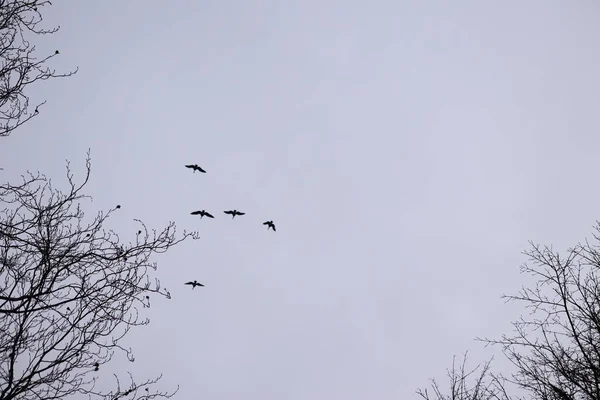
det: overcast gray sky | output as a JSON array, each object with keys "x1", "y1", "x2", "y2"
[{"x1": 2, "y1": 1, "x2": 600, "y2": 398}]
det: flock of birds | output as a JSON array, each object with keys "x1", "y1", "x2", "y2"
[{"x1": 183, "y1": 164, "x2": 276, "y2": 290}]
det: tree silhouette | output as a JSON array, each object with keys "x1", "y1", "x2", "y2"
[
  {"x1": 0, "y1": 0, "x2": 77, "y2": 138},
  {"x1": 419, "y1": 222, "x2": 600, "y2": 400},
  {"x1": 417, "y1": 352, "x2": 513, "y2": 400},
  {"x1": 0, "y1": 152, "x2": 199, "y2": 400}
]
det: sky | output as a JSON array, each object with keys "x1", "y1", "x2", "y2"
[{"x1": 1, "y1": 1, "x2": 600, "y2": 398}]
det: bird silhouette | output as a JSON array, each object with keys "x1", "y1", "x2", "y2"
[
  {"x1": 224, "y1": 210, "x2": 245, "y2": 219},
  {"x1": 190, "y1": 210, "x2": 214, "y2": 218},
  {"x1": 185, "y1": 164, "x2": 206, "y2": 173},
  {"x1": 263, "y1": 221, "x2": 276, "y2": 231},
  {"x1": 185, "y1": 280, "x2": 204, "y2": 289}
]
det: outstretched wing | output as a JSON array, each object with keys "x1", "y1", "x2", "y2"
[
  {"x1": 237, "y1": 212, "x2": 245, "y2": 216},
  {"x1": 185, "y1": 282, "x2": 194, "y2": 285},
  {"x1": 224, "y1": 210, "x2": 233, "y2": 215},
  {"x1": 263, "y1": 221, "x2": 269, "y2": 225},
  {"x1": 198, "y1": 167, "x2": 207, "y2": 173},
  {"x1": 191, "y1": 211, "x2": 201, "y2": 215},
  {"x1": 185, "y1": 164, "x2": 195, "y2": 169},
  {"x1": 205, "y1": 212, "x2": 215, "y2": 218},
  {"x1": 272, "y1": 224, "x2": 276, "y2": 231}
]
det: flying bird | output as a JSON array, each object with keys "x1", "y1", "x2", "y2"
[
  {"x1": 185, "y1": 164, "x2": 206, "y2": 173},
  {"x1": 263, "y1": 220, "x2": 276, "y2": 231},
  {"x1": 185, "y1": 280, "x2": 204, "y2": 289},
  {"x1": 190, "y1": 210, "x2": 214, "y2": 218},
  {"x1": 224, "y1": 210, "x2": 245, "y2": 218}
]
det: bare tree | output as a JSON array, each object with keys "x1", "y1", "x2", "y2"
[
  {"x1": 423, "y1": 222, "x2": 600, "y2": 400},
  {"x1": 0, "y1": 152, "x2": 199, "y2": 400},
  {"x1": 476, "y1": 227, "x2": 600, "y2": 400},
  {"x1": 0, "y1": 0, "x2": 77, "y2": 138},
  {"x1": 417, "y1": 352, "x2": 514, "y2": 400}
]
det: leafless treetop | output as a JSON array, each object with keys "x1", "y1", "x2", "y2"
[
  {"x1": 417, "y1": 352, "x2": 516, "y2": 400},
  {"x1": 0, "y1": 152, "x2": 200, "y2": 400},
  {"x1": 0, "y1": 0, "x2": 77, "y2": 138}
]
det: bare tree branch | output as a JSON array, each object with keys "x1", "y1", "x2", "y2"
[
  {"x1": 475, "y1": 222, "x2": 600, "y2": 400},
  {"x1": 419, "y1": 222, "x2": 600, "y2": 400},
  {"x1": 0, "y1": 151, "x2": 200, "y2": 400},
  {"x1": 417, "y1": 352, "x2": 516, "y2": 400},
  {"x1": 0, "y1": 0, "x2": 77, "y2": 138}
]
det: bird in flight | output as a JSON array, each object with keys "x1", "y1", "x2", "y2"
[
  {"x1": 185, "y1": 164, "x2": 206, "y2": 173},
  {"x1": 224, "y1": 210, "x2": 245, "y2": 219},
  {"x1": 263, "y1": 220, "x2": 276, "y2": 231},
  {"x1": 185, "y1": 280, "x2": 204, "y2": 289},
  {"x1": 191, "y1": 210, "x2": 214, "y2": 218}
]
